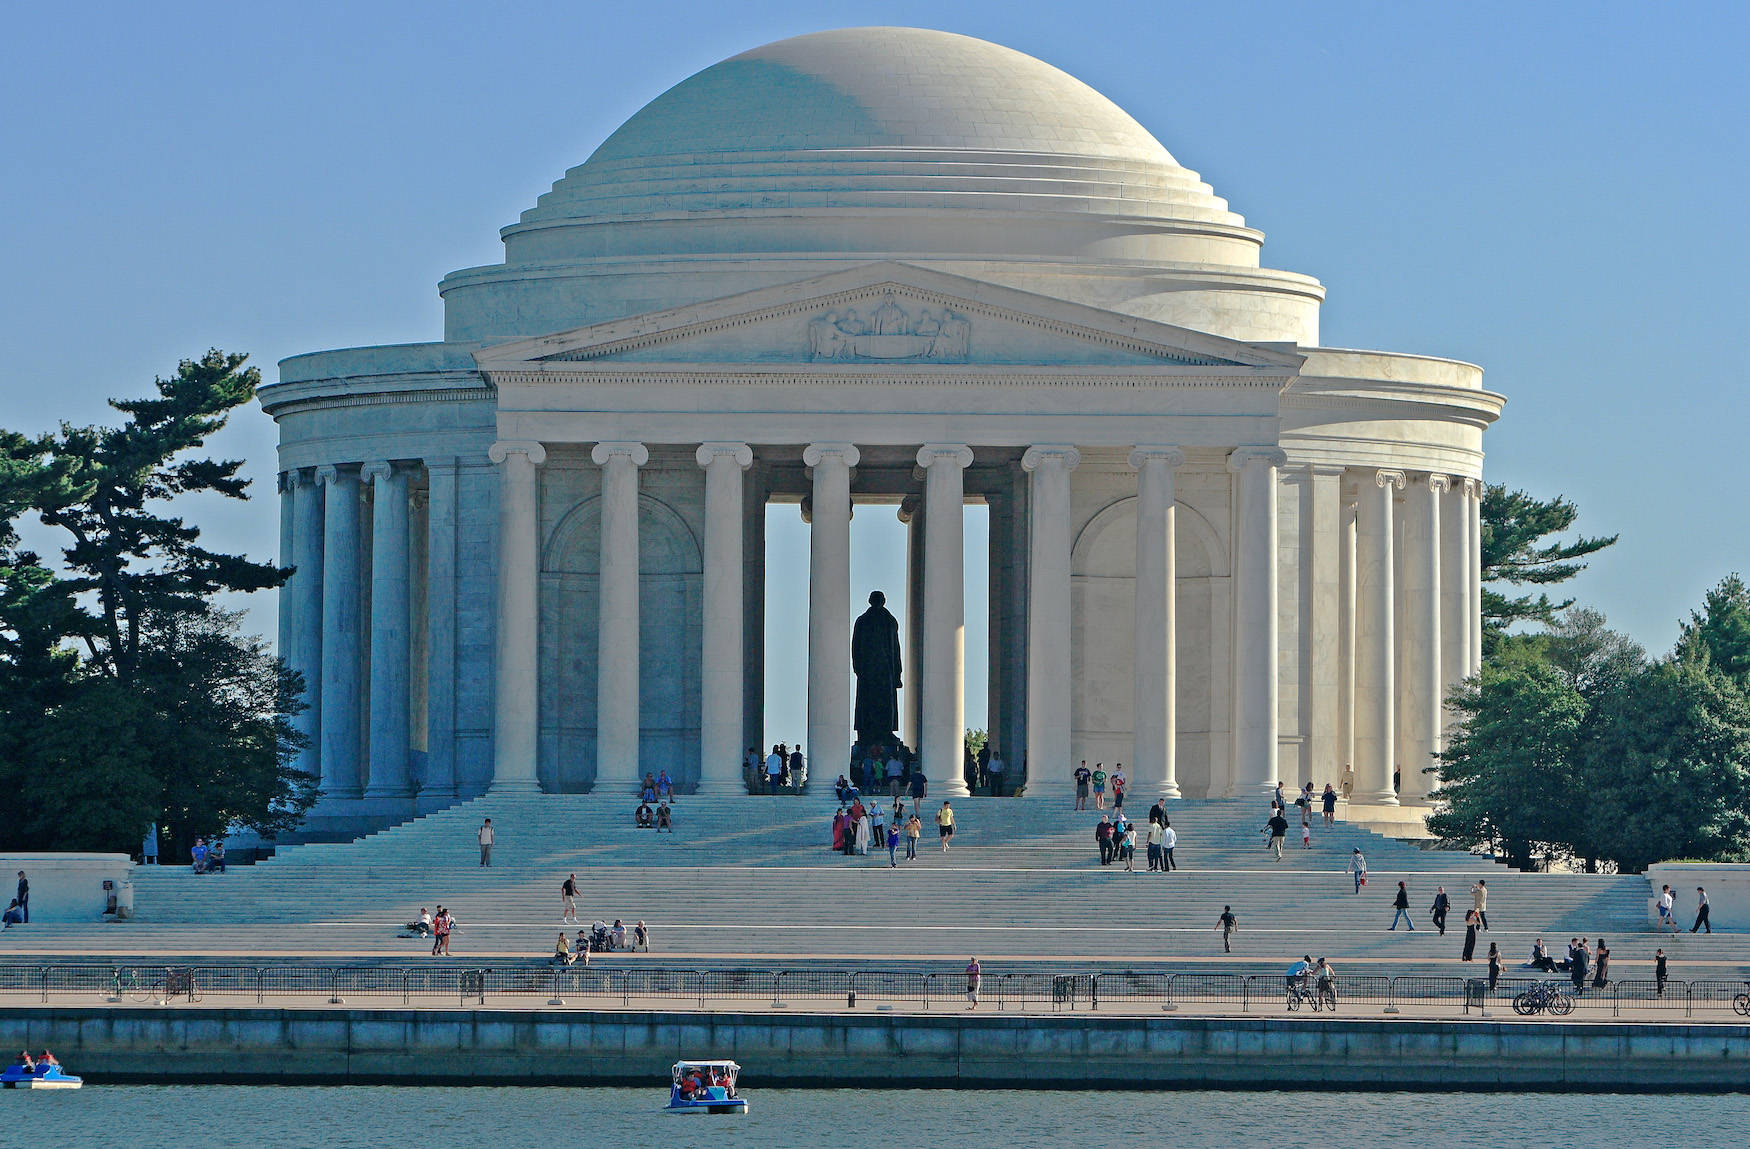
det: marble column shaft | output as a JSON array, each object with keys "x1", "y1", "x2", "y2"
[
  {"x1": 288, "y1": 470, "x2": 324, "y2": 781},
  {"x1": 899, "y1": 496, "x2": 925, "y2": 750},
  {"x1": 363, "y1": 462, "x2": 412, "y2": 798},
  {"x1": 805, "y1": 444, "x2": 858, "y2": 776},
  {"x1": 1022, "y1": 445, "x2": 1079, "y2": 797},
  {"x1": 697, "y1": 442, "x2": 753, "y2": 794},
  {"x1": 920, "y1": 444, "x2": 973, "y2": 797},
  {"x1": 1356, "y1": 468, "x2": 1405, "y2": 805},
  {"x1": 423, "y1": 459, "x2": 459, "y2": 798},
  {"x1": 1130, "y1": 446, "x2": 1184, "y2": 799},
  {"x1": 1400, "y1": 474, "x2": 1445, "y2": 803},
  {"x1": 593, "y1": 442, "x2": 648, "y2": 791},
  {"x1": 1337, "y1": 495, "x2": 1357, "y2": 776},
  {"x1": 278, "y1": 473, "x2": 296, "y2": 664},
  {"x1": 1441, "y1": 478, "x2": 1474, "y2": 707},
  {"x1": 489, "y1": 440, "x2": 545, "y2": 794},
  {"x1": 1230, "y1": 448, "x2": 1284, "y2": 795},
  {"x1": 316, "y1": 464, "x2": 363, "y2": 799},
  {"x1": 1467, "y1": 480, "x2": 1484, "y2": 675}
]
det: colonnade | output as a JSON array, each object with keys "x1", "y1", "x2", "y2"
[{"x1": 279, "y1": 445, "x2": 1482, "y2": 808}]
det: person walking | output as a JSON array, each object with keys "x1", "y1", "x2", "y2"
[
  {"x1": 904, "y1": 812, "x2": 921, "y2": 861},
  {"x1": 1146, "y1": 818, "x2": 1163, "y2": 872},
  {"x1": 1693, "y1": 886, "x2": 1712, "y2": 933},
  {"x1": 477, "y1": 819, "x2": 494, "y2": 867},
  {"x1": 1111, "y1": 767, "x2": 1127, "y2": 812},
  {"x1": 1655, "y1": 948, "x2": 1669, "y2": 997},
  {"x1": 1120, "y1": 823, "x2": 1137, "y2": 872},
  {"x1": 886, "y1": 824, "x2": 900, "y2": 867},
  {"x1": 1430, "y1": 886, "x2": 1450, "y2": 936},
  {"x1": 1095, "y1": 815, "x2": 1114, "y2": 865},
  {"x1": 1487, "y1": 943, "x2": 1502, "y2": 992},
  {"x1": 1266, "y1": 811, "x2": 1289, "y2": 860},
  {"x1": 1161, "y1": 819, "x2": 1178, "y2": 872},
  {"x1": 1348, "y1": 849, "x2": 1367, "y2": 894},
  {"x1": 1658, "y1": 884, "x2": 1679, "y2": 933},
  {"x1": 1470, "y1": 879, "x2": 1489, "y2": 930},
  {"x1": 1321, "y1": 783, "x2": 1337, "y2": 827},
  {"x1": 1592, "y1": 938, "x2": 1611, "y2": 988},
  {"x1": 1389, "y1": 881, "x2": 1415, "y2": 931},
  {"x1": 561, "y1": 873, "x2": 579, "y2": 924},
  {"x1": 965, "y1": 958, "x2": 982, "y2": 1009},
  {"x1": 1091, "y1": 765, "x2": 1107, "y2": 809},
  {"x1": 909, "y1": 764, "x2": 927, "y2": 806},
  {"x1": 935, "y1": 801, "x2": 955, "y2": 852},
  {"x1": 1216, "y1": 906, "x2": 1237, "y2": 953},
  {"x1": 1460, "y1": 909, "x2": 1479, "y2": 961},
  {"x1": 1073, "y1": 761, "x2": 1092, "y2": 809}
]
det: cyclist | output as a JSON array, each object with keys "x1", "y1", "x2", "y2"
[
  {"x1": 1312, "y1": 957, "x2": 1338, "y2": 1007},
  {"x1": 1286, "y1": 955, "x2": 1313, "y2": 1006}
]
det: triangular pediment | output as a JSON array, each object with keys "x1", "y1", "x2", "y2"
[{"x1": 474, "y1": 263, "x2": 1302, "y2": 372}]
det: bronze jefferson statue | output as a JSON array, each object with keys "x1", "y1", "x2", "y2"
[{"x1": 852, "y1": 591, "x2": 903, "y2": 747}]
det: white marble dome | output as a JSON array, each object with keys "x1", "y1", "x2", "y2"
[{"x1": 440, "y1": 27, "x2": 1326, "y2": 345}]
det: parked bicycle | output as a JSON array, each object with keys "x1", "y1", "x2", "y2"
[
  {"x1": 1512, "y1": 981, "x2": 1574, "y2": 1016},
  {"x1": 109, "y1": 967, "x2": 151, "y2": 1003},
  {"x1": 1733, "y1": 984, "x2": 1750, "y2": 1017},
  {"x1": 152, "y1": 968, "x2": 201, "y2": 1003}
]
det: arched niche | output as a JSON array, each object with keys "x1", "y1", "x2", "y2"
[
  {"x1": 539, "y1": 492, "x2": 703, "y2": 792},
  {"x1": 1069, "y1": 495, "x2": 1231, "y2": 797}
]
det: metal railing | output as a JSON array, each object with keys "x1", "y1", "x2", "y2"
[{"x1": 1, "y1": 964, "x2": 1746, "y2": 1019}]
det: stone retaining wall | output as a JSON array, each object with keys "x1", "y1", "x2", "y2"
[{"x1": 3, "y1": 1008, "x2": 1748, "y2": 1091}]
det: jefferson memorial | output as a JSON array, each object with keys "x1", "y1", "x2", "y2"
[{"x1": 265, "y1": 28, "x2": 1500, "y2": 831}]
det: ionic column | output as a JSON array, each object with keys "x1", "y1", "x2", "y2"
[
  {"x1": 1442, "y1": 477, "x2": 1474, "y2": 716},
  {"x1": 1467, "y1": 479, "x2": 1483, "y2": 674},
  {"x1": 1356, "y1": 468, "x2": 1406, "y2": 805},
  {"x1": 1229, "y1": 448, "x2": 1286, "y2": 797},
  {"x1": 423, "y1": 459, "x2": 459, "y2": 799},
  {"x1": 288, "y1": 469, "x2": 324, "y2": 782},
  {"x1": 316, "y1": 464, "x2": 363, "y2": 799},
  {"x1": 489, "y1": 440, "x2": 546, "y2": 793},
  {"x1": 1022, "y1": 445, "x2": 1079, "y2": 797},
  {"x1": 898, "y1": 495, "x2": 925, "y2": 750},
  {"x1": 362, "y1": 462, "x2": 412, "y2": 799},
  {"x1": 592, "y1": 442, "x2": 648, "y2": 792},
  {"x1": 1337, "y1": 492, "x2": 1356, "y2": 777},
  {"x1": 919, "y1": 444, "x2": 974, "y2": 797},
  {"x1": 1400, "y1": 474, "x2": 1445, "y2": 804},
  {"x1": 697, "y1": 442, "x2": 753, "y2": 795},
  {"x1": 1129, "y1": 446, "x2": 1185, "y2": 799},
  {"x1": 278, "y1": 472, "x2": 296, "y2": 663},
  {"x1": 804, "y1": 443, "x2": 858, "y2": 776}
]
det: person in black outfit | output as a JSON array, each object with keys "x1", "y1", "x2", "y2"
[
  {"x1": 1461, "y1": 909, "x2": 1479, "y2": 961},
  {"x1": 1430, "y1": 886, "x2": 1450, "y2": 935},
  {"x1": 14, "y1": 873, "x2": 25, "y2": 925},
  {"x1": 1095, "y1": 817, "x2": 1114, "y2": 865},
  {"x1": 1487, "y1": 943, "x2": 1501, "y2": 991},
  {"x1": 1570, "y1": 941, "x2": 1590, "y2": 991},
  {"x1": 1655, "y1": 948, "x2": 1669, "y2": 996}
]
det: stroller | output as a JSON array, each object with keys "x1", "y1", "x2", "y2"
[{"x1": 588, "y1": 922, "x2": 615, "y2": 952}]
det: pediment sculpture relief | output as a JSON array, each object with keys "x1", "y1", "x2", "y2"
[{"x1": 807, "y1": 296, "x2": 971, "y2": 362}]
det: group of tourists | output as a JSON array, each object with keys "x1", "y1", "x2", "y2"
[
  {"x1": 846, "y1": 741, "x2": 929, "y2": 801},
  {"x1": 1072, "y1": 761, "x2": 1126, "y2": 810},
  {"x1": 633, "y1": 799, "x2": 674, "y2": 831},
  {"x1": 552, "y1": 918, "x2": 648, "y2": 964},
  {"x1": 1092, "y1": 800, "x2": 1179, "y2": 873},
  {"x1": 189, "y1": 837, "x2": 227, "y2": 874},
  {"x1": 748, "y1": 744, "x2": 807, "y2": 792},
  {"x1": 1656, "y1": 883, "x2": 1712, "y2": 933},
  {"x1": 403, "y1": 905, "x2": 456, "y2": 954},
  {"x1": 640, "y1": 771, "x2": 676, "y2": 804},
  {"x1": 830, "y1": 797, "x2": 956, "y2": 864}
]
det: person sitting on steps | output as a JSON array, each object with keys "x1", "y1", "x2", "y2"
[
  {"x1": 655, "y1": 802, "x2": 673, "y2": 833},
  {"x1": 635, "y1": 801, "x2": 655, "y2": 828}
]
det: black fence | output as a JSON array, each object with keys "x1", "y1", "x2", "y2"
[{"x1": 3, "y1": 964, "x2": 1747, "y2": 1018}]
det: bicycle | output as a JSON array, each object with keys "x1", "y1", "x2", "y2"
[
  {"x1": 1314, "y1": 977, "x2": 1338, "y2": 1012},
  {"x1": 1732, "y1": 984, "x2": 1749, "y2": 1017},
  {"x1": 109, "y1": 967, "x2": 153, "y2": 1003},
  {"x1": 151, "y1": 967, "x2": 201, "y2": 1003},
  {"x1": 1512, "y1": 981, "x2": 1573, "y2": 1016},
  {"x1": 1286, "y1": 976, "x2": 1323, "y2": 1012}
]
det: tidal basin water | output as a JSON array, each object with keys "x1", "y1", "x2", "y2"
[{"x1": 13, "y1": 1085, "x2": 1747, "y2": 1147}]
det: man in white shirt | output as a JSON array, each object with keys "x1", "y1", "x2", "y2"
[
  {"x1": 477, "y1": 819, "x2": 494, "y2": 867},
  {"x1": 1658, "y1": 885, "x2": 1679, "y2": 933},
  {"x1": 1160, "y1": 822, "x2": 1177, "y2": 871},
  {"x1": 987, "y1": 750, "x2": 1006, "y2": 797}
]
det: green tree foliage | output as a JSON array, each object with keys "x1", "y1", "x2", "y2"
[
  {"x1": 1480, "y1": 484, "x2": 1616, "y2": 649},
  {"x1": 1428, "y1": 658, "x2": 1589, "y2": 870},
  {"x1": 1675, "y1": 573, "x2": 1750, "y2": 688},
  {"x1": 0, "y1": 351, "x2": 315, "y2": 856}
]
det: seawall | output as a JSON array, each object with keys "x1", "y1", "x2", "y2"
[{"x1": 4, "y1": 1008, "x2": 1749, "y2": 1091}]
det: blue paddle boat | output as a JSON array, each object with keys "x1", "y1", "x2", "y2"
[
  {"x1": 665, "y1": 1060, "x2": 747, "y2": 1114},
  {"x1": 2, "y1": 1058, "x2": 82, "y2": 1089}
]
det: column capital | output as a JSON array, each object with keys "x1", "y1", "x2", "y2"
[
  {"x1": 1227, "y1": 446, "x2": 1288, "y2": 472},
  {"x1": 896, "y1": 494, "x2": 923, "y2": 524},
  {"x1": 1425, "y1": 473, "x2": 1452, "y2": 493},
  {"x1": 803, "y1": 442, "x2": 859, "y2": 469},
  {"x1": 917, "y1": 443, "x2": 974, "y2": 470},
  {"x1": 1021, "y1": 444, "x2": 1081, "y2": 472},
  {"x1": 313, "y1": 463, "x2": 357, "y2": 486},
  {"x1": 278, "y1": 469, "x2": 300, "y2": 494},
  {"x1": 489, "y1": 440, "x2": 547, "y2": 467},
  {"x1": 1127, "y1": 445, "x2": 1186, "y2": 471},
  {"x1": 1460, "y1": 476, "x2": 1483, "y2": 499},
  {"x1": 359, "y1": 460, "x2": 403, "y2": 485},
  {"x1": 589, "y1": 441, "x2": 646, "y2": 467},
  {"x1": 695, "y1": 441, "x2": 753, "y2": 469},
  {"x1": 1373, "y1": 468, "x2": 1408, "y2": 490}
]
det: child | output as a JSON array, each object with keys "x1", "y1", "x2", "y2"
[{"x1": 1301, "y1": 820, "x2": 1312, "y2": 849}]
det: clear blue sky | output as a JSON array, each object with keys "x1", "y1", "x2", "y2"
[{"x1": 2, "y1": 2, "x2": 1745, "y2": 741}]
